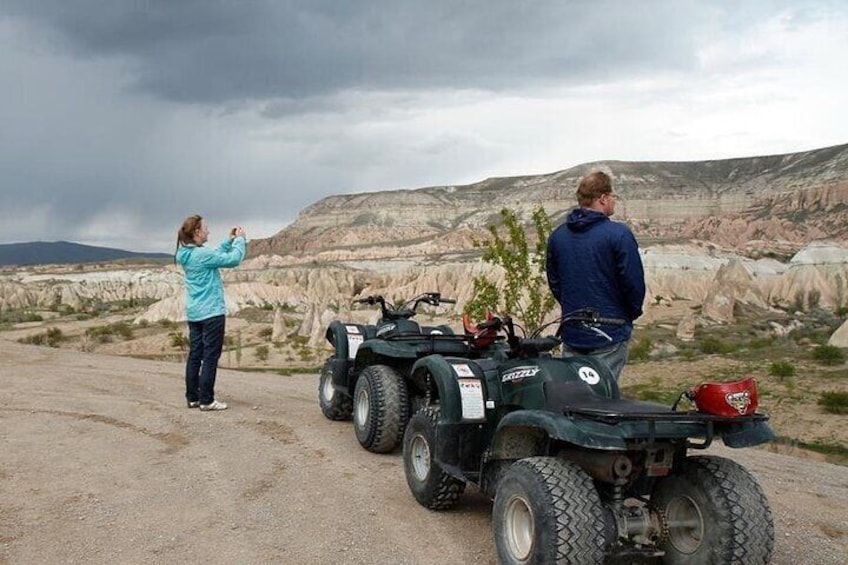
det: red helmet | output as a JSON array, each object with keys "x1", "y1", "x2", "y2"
[{"x1": 689, "y1": 376, "x2": 759, "y2": 417}]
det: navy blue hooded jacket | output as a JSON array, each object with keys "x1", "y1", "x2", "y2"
[{"x1": 546, "y1": 208, "x2": 645, "y2": 349}]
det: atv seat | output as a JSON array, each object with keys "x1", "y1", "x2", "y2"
[{"x1": 421, "y1": 325, "x2": 455, "y2": 336}]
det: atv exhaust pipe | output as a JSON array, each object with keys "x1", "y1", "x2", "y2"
[{"x1": 559, "y1": 449, "x2": 634, "y2": 483}]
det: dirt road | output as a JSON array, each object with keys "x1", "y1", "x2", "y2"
[{"x1": 1, "y1": 340, "x2": 846, "y2": 564}]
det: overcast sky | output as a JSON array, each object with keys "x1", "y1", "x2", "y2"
[{"x1": 1, "y1": 1, "x2": 846, "y2": 253}]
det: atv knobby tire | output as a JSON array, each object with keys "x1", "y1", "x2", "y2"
[
  {"x1": 403, "y1": 406, "x2": 465, "y2": 510},
  {"x1": 318, "y1": 357, "x2": 353, "y2": 421},
  {"x1": 493, "y1": 457, "x2": 606, "y2": 565},
  {"x1": 353, "y1": 364, "x2": 409, "y2": 453},
  {"x1": 651, "y1": 455, "x2": 774, "y2": 565}
]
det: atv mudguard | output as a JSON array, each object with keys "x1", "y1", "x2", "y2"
[
  {"x1": 325, "y1": 320, "x2": 373, "y2": 360},
  {"x1": 409, "y1": 355, "x2": 492, "y2": 423},
  {"x1": 325, "y1": 321, "x2": 375, "y2": 390},
  {"x1": 353, "y1": 339, "x2": 421, "y2": 370}
]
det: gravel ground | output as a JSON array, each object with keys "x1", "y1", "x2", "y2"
[{"x1": 1, "y1": 340, "x2": 846, "y2": 564}]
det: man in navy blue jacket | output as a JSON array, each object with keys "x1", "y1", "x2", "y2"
[{"x1": 546, "y1": 171, "x2": 645, "y2": 380}]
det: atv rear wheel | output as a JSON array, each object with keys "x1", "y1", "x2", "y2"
[
  {"x1": 353, "y1": 364, "x2": 409, "y2": 453},
  {"x1": 318, "y1": 357, "x2": 353, "y2": 421},
  {"x1": 651, "y1": 455, "x2": 774, "y2": 564},
  {"x1": 493, "y1": 457, "x2": 606, "y2": 565},
  {"x1": 403, "y1": 407, "x2": 465, "y2": 510}
]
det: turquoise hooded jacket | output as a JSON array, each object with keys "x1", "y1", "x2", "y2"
[{"x1": 175, "y1": 236, "x2": 246, "y2": 322}]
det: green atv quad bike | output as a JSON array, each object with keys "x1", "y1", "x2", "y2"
[
  {"x1": 402, "y1": 310, "x2": 775, "y2": 564},
  {"x1": 319, "y1": 292, "x2": 495, "y2": 453}
]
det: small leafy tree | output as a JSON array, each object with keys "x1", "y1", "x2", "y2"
[{"x1": 465, "y1": 207, "x2": 557, "y2": 333}]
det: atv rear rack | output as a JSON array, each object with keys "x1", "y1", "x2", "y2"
[{"x1": 544, "y1": 381, "x2": 773, "y2": 449}]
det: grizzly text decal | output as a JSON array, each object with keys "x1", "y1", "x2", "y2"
[{"x1": 501, "y1": 366, "x2": 541, "y2": 383}]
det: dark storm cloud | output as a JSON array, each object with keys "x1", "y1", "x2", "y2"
[
  {"x1": 3, "y1": 0, "x2": 712, "y2": 104},
  {"x1": 0, "y1": 0, "x2": 844, "y2": 252}
]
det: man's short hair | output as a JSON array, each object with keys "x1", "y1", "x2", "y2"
[{"x1": 576, "y1": 171, "x2": 612, "y2": 207}]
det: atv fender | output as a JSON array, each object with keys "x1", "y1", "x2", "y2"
[
  {"x1": 716, "y1": 419, "x2": 775, "y2": 447},
  {"x1": 409, "y1": 355, "x2": 490, "y2": 423},
  {"x1": 353, "y1": 339, "x2": 421, "y2": 371},
  {"x1": 492, "y1": 409, "x2": 629, "y2": 454},
  {"x1": 325, "y1": 357, "x2": 350, "y2": 390},
  {"x1": 325, "y1": 320, "x2": 371, "y2": 360},
  {"x1": 410, "y1": 355, "x2": 492, "y2": 479}
]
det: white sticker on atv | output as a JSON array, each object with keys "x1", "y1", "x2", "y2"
[
  {"x1": 452, "y1": 363, "x2": 474, "y2": 377},
  {"x1": 345, "y1": 325, "x2": 360, "y2": 334},
  {"x1": 347, "y1": 334, "x2": 364, "y2": 359},
  {"x1": 376, "y1": 323, "x2": 396, "y2": 336},
  {"x1": 458, "y1": 379, "x2": 485, "y2": 420},
  {"x1": 578, "y1": 366, "x2": 600, "y2": 385}
]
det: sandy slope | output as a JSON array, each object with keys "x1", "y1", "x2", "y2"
[{"x1": 1, "y1": 341, "x2": 846, "y2": 565}]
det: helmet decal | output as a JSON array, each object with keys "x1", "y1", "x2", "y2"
[{"x1": 726, "y1": 391, "x2": 752, "y2": 414}]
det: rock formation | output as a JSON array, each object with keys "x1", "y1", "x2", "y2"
[{"x1": 251, "y1": 143, "x2": 848, "y2": 261}]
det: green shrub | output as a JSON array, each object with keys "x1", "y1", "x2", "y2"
[
  {"x1": 629, "y1": 338, "x2": 652, "y2": 362},
  {"x1": 818, "y1": 391, "x2": 848, "y2": 414},
  {"x1": 255, "y1": 345, "x2": 269, "y2": 361},
  {"x1": 769, "y1": 361, "x2": 796, "y2": 378},
  {"x1": 18, "y1": 327, "x2": 64, "y2": 348},
  {"x1": 258, "y1": 326, "x2": 274, "y2": 340},
  {"x1": 1, "y1": 310, "x2": 43, "y2": 324},
  {"x1": 699, "y1": 336, "x2": 734, "y2": 355},
  {"x1": 749, "y1": 336, "x2": 776, "y2": 349},
  {"x1": 812, "y1": 345, "x2": 846, "y2": 366},
  {"x1": 169, "y1": 331, "x2": 189, "y2": 350},
  {"x1": 86, "y1": 322, "x2": 133, "y2": 343}
]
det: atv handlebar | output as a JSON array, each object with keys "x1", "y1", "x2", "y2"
[
  {"x1": 467, "y1": 308, "x2": 626, "y2": 357},
  {"x1": 352, "y1": 292, "x2": 458, "y2": 321}
]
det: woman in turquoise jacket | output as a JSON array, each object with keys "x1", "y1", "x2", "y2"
[{"x1": 175, "y1": 215, "x2": 246, "y2": 411}]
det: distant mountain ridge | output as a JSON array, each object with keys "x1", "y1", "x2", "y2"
[
  {"x1": 0, "y1": 241, "x2": 172, "y2": 267},
  {"x1": 250, "y1": 142, "x2": 848, "y2": 260}
]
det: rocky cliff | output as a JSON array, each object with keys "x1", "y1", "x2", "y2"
[{"x1": 251, "y1": 143, "x2": 848, "y2": 259}]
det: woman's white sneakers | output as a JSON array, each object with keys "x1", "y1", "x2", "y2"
[{"x1": 199, "y1": 400, "x2": 228, "y2": 411}]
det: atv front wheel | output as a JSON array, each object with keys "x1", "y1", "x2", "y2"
[
  {"x1": 493, "y1": 457, "x2": 606, "y2": 565},
  {"x1": 353, "y1": 364, "x2": 409, "y2": 453},
  {"x1": 651, "y1": 455, "x2": 774, "y2": 564},
  {"x1": 403, "y1": 407, "x2": 465, "y2": 510},
  {"x1": 318, "y1": 357, "x2": 353, "y2": 421}
]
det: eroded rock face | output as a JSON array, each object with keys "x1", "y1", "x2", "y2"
[
  {"x1": 701, "y1": 259, "x2": 770, "y2": 322},
  {"x1": 251, "y1": 144, "x2": 848, "y2": 260},
  {"x1": 829, "y1": 319, "x2": 848, "y2": 348},
  {"x1": 3, "y1": 244, "x2": 848, "y2": 344},
  {"x1": 676, "y1": 315, "x2": 697, "y2": 341}
]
